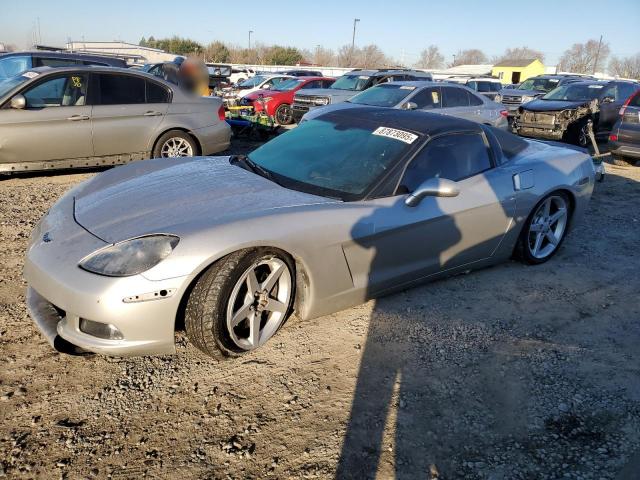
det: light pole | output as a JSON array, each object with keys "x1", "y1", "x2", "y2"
[
  {"x1": 248, "y1": 30, "x2": 253, "y2": 50},
  {"x1": 351, "y1": 18, "x2": 360, "y2": 51}
]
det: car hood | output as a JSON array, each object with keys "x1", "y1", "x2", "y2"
[
  {"x1": 244, "y1": 89, "x2": 288, "y2": 101},
  {"x1": 499, "y1": 88, "x2": 544, "y2": 97},
  {"x1": 302, "y1": 102, "x2": 370, "y2": 121},
  {"x1": 73, "y1": 157, "x2": 336, "y2": 243},
  {"x1": 296, "y1": 88, "x2": 358, "y2": 101},
  {"x1": 521, "y1": 99, "x2": 590, "y2": 112}
]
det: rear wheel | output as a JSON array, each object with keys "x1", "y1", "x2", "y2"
[
  {"x1": 153, "y1": 130, "x2": 198, "y2": 158},
  {"x1": 275, "y1": 104, "x2": 293, "y2": 125},
  {"x1": 518, "y1": 192, "x2": 571, "y2": 265},
  {"x1": 185, "y1": 249, "x2": 295, "y2": 359}
]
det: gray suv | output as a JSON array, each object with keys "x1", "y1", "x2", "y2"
[{"x1": 291, "y1": 69, "x2": 433, "y2": 123}]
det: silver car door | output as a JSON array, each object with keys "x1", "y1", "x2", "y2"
[
  {"x1": 343, "y1": 132, "x2": 515, "y2": 294},
  {"x1": 410, "y1": 86, "x2": 442, "y2": 113},
  {"x1": 90, "y1": 73, "x2": 169, "y2": 158},
  {"x1": 0, "y1": 72, "x2": 93, "y2": 166},
  {"x1": 440, "y1": 85, "x2": 479, "y2": 122}
]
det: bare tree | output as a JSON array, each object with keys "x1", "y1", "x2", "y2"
[
  {"x1": 313, "y1": 46, "x2": 336, "y2": 66},
  {"x1": 558, "y1": 39, "x2": 610, "y2": 74},
  {"x1": 415, "y1": 45, "x2": 444, "y2": 69},
  {"x1": 204, "y1": 41, "x2": 230, "y2": 63},
  {"x1": 336, "y1": 44, "x2": 392, "y2": 68},
  {"x1": 493, "y1": 46, "x2": 545, "y2": 64},
  {"x1": 452, "y1": 49, "x2": 488, "y2": 66},
  {"x1": 608, "y1": 54, "x2": 640, "y2": 80}
]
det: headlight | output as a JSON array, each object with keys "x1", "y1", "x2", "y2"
[
  {"x1": 313, "y1": 97, "x2": 330, "y2": 106},
  {"x1": 521, "y1": 95, "x2": 534, "y2": 103},
  {"x1": 79, "y1": 235, "x2": 179, "y2": 277},
  {"x1": 494, "y1": 94, "x2": 502, "y2": 103},
  {"x1": 259, "y1": 96, "x2": 273, "y2": 103}
]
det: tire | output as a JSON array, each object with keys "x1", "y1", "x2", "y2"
[
  {"x1": 185, "y1": 248, "x2": 295, "y2": 359},
  {"x1": 570, "y1": 119, "x2": 591, "y2": 148},
  {"x1": 275, "y1": 104, "x2": 293, "y2": 125},
  {"x1": 152, "y1": 130, "x2": 199, "y2": 159},
  {"x1": 516, "y1": 192, "x2": 571, "y2": 265}
]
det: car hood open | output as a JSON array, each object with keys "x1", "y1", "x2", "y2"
[{"x1": 73, "y1": 157, "x2": 336, "y2": 244}]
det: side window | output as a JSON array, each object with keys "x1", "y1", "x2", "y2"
[
  {"x1": 399, "y1": 133, "x2": 492, "y2": 192},
  {"x1": 302, "y1": 80, "x2": 321, "y2": 89},
  {"x1": 600, "y1": 84, "x2": 618, "y2": 101},
  {"x1": 618, "y1": 84, "x2": 637, "y2": 102},
  {"x1": 467, "y1": 91, "x2": 484, "y2": 106},
  {"x1": 322, "y1": 80, "x2": 334, "y2": 88},
  {"x1": 441, "y1": 87, "x2": 470, "y2": 108},
  {"x1": 34, "y1": 57, "x2": 80, "y2": 67},
  {"x1": 22, "y1": 74, "x2": 88, "y2": 108},
  {"x1": 467, "y1": 81, "x2": 478, "y2": 91},
  {"x1": 411, "y1": 88, "x2": 441, "y2": 110},
  {"x1": 146, "y1": 81, "x2": 170, "y2": 103},
  {"x1": 97, "y1": 74, "x2": 145, "y2": 105}
]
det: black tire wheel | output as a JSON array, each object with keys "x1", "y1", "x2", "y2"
[
  {"x1": 185, "y1": 249, "x2": 295, "y2": 359},
  {"x1": 610, "y1": 154, "x2": 637, "y2": 167},
  {"x1": 571, "y1": 119, "x2": 591, "y2": 148},
  {"x1": 275, "y1": 104, "x2": 293, "y2": 125},
  {"x1": 153, "y1": 130, "x2": 199, "y2": 158},
  {"x1": 516, "y1": 192, "x2": 571, "y2": 265}
]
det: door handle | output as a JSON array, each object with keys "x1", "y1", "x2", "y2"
[
  {"x1": 67, "y1": 114, "x2": 89, "y2": 121},
  {"x1": 144, "y1": 111, "x2": 162, "y2": 116}
]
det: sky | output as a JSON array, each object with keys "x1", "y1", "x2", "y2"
[{"x1": 2, "y1": 0, "x2": 639, "y2": 67}]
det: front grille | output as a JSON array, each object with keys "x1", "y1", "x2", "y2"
[
  {"x1": 502, "y1": 95, "x2": 522, "y2": 106},
  {"x1": 294, "y1": 95, "x2": 330, "y2": 107},
  {"x1": 521, "y1": 111, "x2": 556, "y2": 125}
]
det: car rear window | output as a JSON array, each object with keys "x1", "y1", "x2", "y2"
[{"x1": 630, "y1": 93, "x2": 640, "y2": 107}]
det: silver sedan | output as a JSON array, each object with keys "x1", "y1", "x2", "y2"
[
  {"x1": 0, "y1": 66, "x2": 231, "y2": 173},
  {"x1": 301, "y1": 81, "x2": 509, "y2": 129},
  {"x1": 24, "y1": 108, "x2": 594, "y2": 358}
]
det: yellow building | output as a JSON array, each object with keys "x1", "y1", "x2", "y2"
[{"x1": 491, "y1": 58, "x2": 545, "y2": 85}]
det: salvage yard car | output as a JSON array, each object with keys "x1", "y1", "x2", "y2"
[
  {"x1": 499, "y1": 74, "x2": 586, "y2": 115},
  {"x1": 608, "y1": 90, "x2": 640, "y2": 166},
  {"x1": 240, "y1": 76, "x2": 335, "y2": 125},
  {"x1": 514, "y1": 80, "x2": 640, "y2": 147},
  {"x1": 222, "y1": 74, "x2": 293, "y2": 107},
  {"x1": 447, "y1": 76, "x2": 503, "y2": 101},
  {"x1": 300, "y1": 81, "x2": 509, "y2": 129},
  {"x1": 0, "y1": 51, "x2": 127, "y2": 80},
  {"x1": 24, "y1": 108, "x2": 595, "y2": 358},
  {"x1": 291, "y1": 68, "x2": 433, "y2": 123},
  {"x1": 0, "y1": 66, "x2": 230, "y2": 173}
]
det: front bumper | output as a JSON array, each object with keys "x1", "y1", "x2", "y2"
[{"x1": 24, "y1": 199, "x2": 191, "y2": 356}]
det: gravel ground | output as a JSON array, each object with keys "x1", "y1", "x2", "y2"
[{"x1": 0, "y1": 144, "x2": 639, "y2": 479}]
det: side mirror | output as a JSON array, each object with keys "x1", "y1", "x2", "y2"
[
  {"x1": 262, "y1": 84, "x2": 271, "y2": 90},
  {"x1": 405, "y1": 178, "x2": 459, "y2": 207},
  {"x1": 601, "y1": 96, "x2": 614, "y2": 104},
  {"x1": 402, "y1": 101, "x2": 418, "y2": 110},
  {"x1": 10, "y1": 94, "x2": 26, "y2": 110}
]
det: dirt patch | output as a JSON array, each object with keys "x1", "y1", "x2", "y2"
[{"x1": 1, "y1": 155, "x2": 639, "y2": 479}]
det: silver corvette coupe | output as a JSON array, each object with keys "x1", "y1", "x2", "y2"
[{"x1": 24, "y1": 108, "x2": 595, "y2": 358}]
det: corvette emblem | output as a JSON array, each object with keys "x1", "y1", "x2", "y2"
[{"x1": 42, "y1": 232, "x2": 52, "y2": 243}]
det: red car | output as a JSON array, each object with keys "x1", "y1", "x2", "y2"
[{"x1": 242, "y1": 76, "x2": 335, "y2": 125}]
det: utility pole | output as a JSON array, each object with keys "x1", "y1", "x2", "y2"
[
  {"x1": 248, "y1": 30, "x2": 253, "y2": 50},
  {"x1": 593, "y1": 35, "x2": 603, "y2": 75},
  {"x1": 452, "y1": 53, "x2": 457, "y2": 66},
  {"x1": 351, "y1": 18, "x2": 360, "y2": 50}
]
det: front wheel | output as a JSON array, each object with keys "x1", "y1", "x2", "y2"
[
  {"x1": 185, "y1": 249, "x2": 295, "y2": 359},
  {"x1": 153, "y1": 130, "x2": 198, "y2": 158},
  {"x1": 275, "y1": 104, "x2": 293, "y2": 125},
  {"x1": 518, "y1": 193, "x2": 571, "y2": 265}
]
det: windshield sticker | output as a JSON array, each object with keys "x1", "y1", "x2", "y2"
[
  {"x1": 373, "y1": 127, "x2": 418, "y2": 144},
  {"x1": 432, "y1": 91, "x2": 440, "y2": 104},
  {"x1": 22, "y1": 71, "x2": 39, "y2": 79},
  {"x1": 588, "y1": 85, "x2": 603, "y2": 88},
  {"x1": 358, "y1": 76, "x2": 370, "y2": 80},
  {"x1": 400, "y1": 86, "x2": 416, "y2": 90},
  {"x1": 549, "y1": 79, "x2": 559, "y2": 83},
  {"x1": 71, "y1": 76, "x2": 83, "y2": 88}
]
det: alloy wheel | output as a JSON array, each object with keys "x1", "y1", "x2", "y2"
[
  {"x1": 160, "y1": 137, "x2": 193, "y2": 158},
  {"x1": 527, "y1": 195, "x2": 568, "y2": 260},
  {"x1": 226, "y1": 258, "x2": 292, "y2": 350},
  {"x1": 276, "y1": 105, "x2": 293, "y2": 125}
]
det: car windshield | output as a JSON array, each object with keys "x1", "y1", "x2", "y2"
[
  {"x1": 542, "y1": 84, "x2": 604, "y2": 102},
  {"x1": 247, "y1": 117, "x2": 417, "y2": 200},
  {"x1": 518, "y1": 78, "x2": 560, "y2": 92},
  {"x1": 0, "y1": 74, "x2": 28, "y2": 98},
  {"x1": 0, "y1": 55, "x2": 32, "y2": 79},
  {"x1": 475, "y1": 81, "x2": 501, "y2": 92},
  {"x1": 238, "y1": 75, "x2": 266, "y2": 87},
  {"x1": 331, "y1": 74, "x2": 370, "y2": 91},
  {"x1": 273, "y1": 79, "x2": 303, "y2": 91},
  {"x1": 350, "y1": 84, "x2": 414, "y2": 107}
]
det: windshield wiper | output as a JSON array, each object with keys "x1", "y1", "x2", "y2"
[{"x1": 231, "y1": 155, "x2": 283, "y2": 187}]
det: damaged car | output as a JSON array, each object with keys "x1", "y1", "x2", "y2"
[{"x1": 514, "y1": 80, "x2": 640, "y2": 147}]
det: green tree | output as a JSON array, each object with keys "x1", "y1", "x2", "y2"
[
  {"x1": 205, "y1": 41, "x2": 231, "y2": 63},
  {"x1": 264, "y1": 46, "x2": 303, "y2": 65},
  {"x1": 146, "y1": 36, "x2": 203, "y2": 56},
  {"x1": 139, "y1": 37, "x2": 147, "y2": 47}
]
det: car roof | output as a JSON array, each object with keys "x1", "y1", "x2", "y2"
[
  {"x1": 565, "y1": 80, "x2": 608, "y2": 86},
  {"x1": 1, "y1": 51, "x2": 126, "y2": 63},
  {"x1": 377, "y1": 80, "x2": 439, "y2": 87},
  {"x1": 316, "y1": 107, "x2": 483, "y2": 137},
  {"x1": 18, "y1": 65, "x2": 173, "y2": 85}
]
